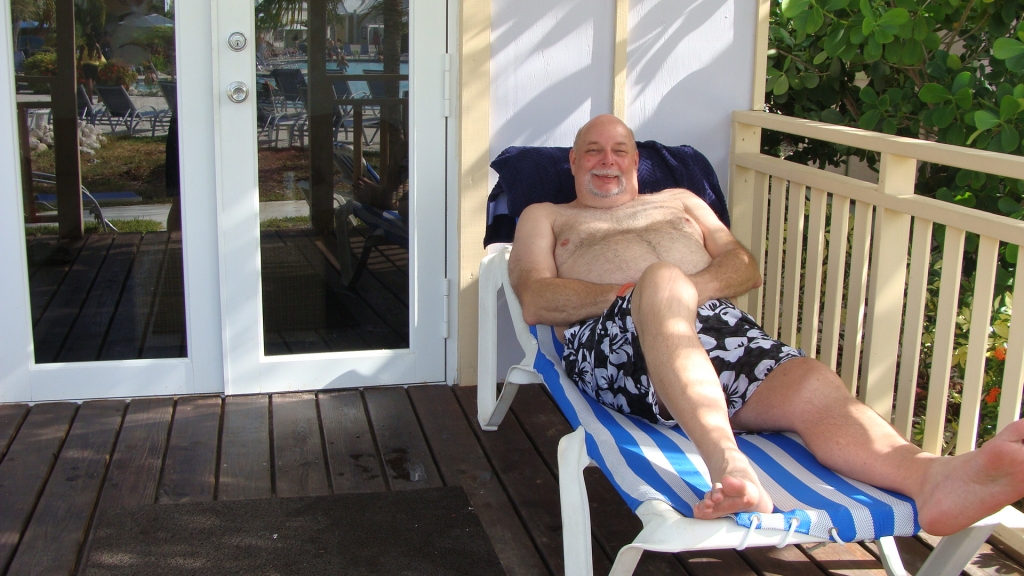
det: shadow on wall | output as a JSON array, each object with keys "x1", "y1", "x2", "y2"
[
  {"x1": 490, "y1": 0, "x2": 615, "y2": 153},
  {"x1": 628, "y1": 0, "x2": 756, "y2": 187}
]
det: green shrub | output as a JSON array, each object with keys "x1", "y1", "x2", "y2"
[{"x1": 97, "y1": 61, "x2": 138, "y2": 89}]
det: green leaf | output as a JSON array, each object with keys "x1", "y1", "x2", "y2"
[
  {"x1": 956, "y1": 170, "x2": 973, "y2": 186},
  {"x1": 933, "y1": 104, "x2": 956, "y2": 128},
  {"x1": 954, "y1": 190, "x2": 977, "y2": 207},
  {"x1": 1000, "y1": 95, "x2": 1021, "y2": 121},
  {"x1": 865, "y1": 35, "x2": 883, "y2": 61},
  {"x1": 953, "y1": 87, "x2": 972, "y2": 109},
  {"x1": 860, "y1": 85, "x2": 879, "y2": 103},
  {"x1": 800, "y1": 72, "x2": 820, "y2": 88},
  {"x1": 998, "y1": 197, "x2": 1022, "y2": 215},
  {"x1": 873, "y1": 27, "x2": 895, "y2": 44},
  {"x1": 774, "y1": 74, "x2": 790, "y2": 95},
  {"x1": 945, "y1": 122, "x2": 966, "y2": 145},
  {"x1": 966, "y1": 128, "x2": 985, "y2": 145},
  {"x1": 951, "y1": 71, "x2": 972, "y2": 95},
  {"x1": 993, "y1": 38, "x2": 1024, "y2": 60},
  {"x1": 901, "y1": 41, "x2": 925, "y2": 66},
  {"x1": 850, "y1": 23, "x2": 867, "y2": 44},
  {"x1": 806, "y1": 7, "x2": 825, "y2": 34},
  {"x1": 924, "y1": 31, "x2": 941, "y2": 50},
  {"x1": 913, "y1": 16, "x2": 929, "y2": 41},
  {"x1": 821, "y1": 108, "x2": 847, "y2": 124},
  {"x1": 781, "y1": 0, "x2": 812, "y2": 18},
  {"x1": 823, "y1": 0, "x2": 849, "y2": 8},
  {"x1": 860, "y1": 0, "x2": 873, "y2": 16},
  {"x1": 946, "y1": 53, "x2": 962, "y2": 70},
  {"x1": 877, "y1": 8, "x2": 910, "y2": 28},
  {"x1": 813, "y1": 50, "x2": 829, "y2": 65},
  {"x1": 859, "y1": 109, "x2": 882, "y2": 130},
  {"x1": 918, "y1": 83, "x2": 953, "y2": 103},
  {"x1": 863, "y1": 16, "x2": 877, "y2": 36},
  {"x1": 825, "y1": 25, "x2": 849, "y2": 56},
  {"x1": 1008, "y1": 53, "x2": 1024, "y2": 74},
  {"x1": 1001, "y1": 125, "x2": 1020, "y2": 152},
  {"x1": 1006, "y1": 244, "x2": 1019, "y2": 264},
  {"x1": 883, "y1": 118, "x2": 898, "y2": 133},
  {"x1": 1015, "y1": 85, "x2": 1024, "y2": 99},
  {"x1": 974, "y1": 110, "x2": 1001, "y2": 130}
]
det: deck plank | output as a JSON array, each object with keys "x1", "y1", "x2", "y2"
[
  {"x1": 364, "y1": 387, "x2": 442, "y2": 491},
  {"x1": 318, "y1": 390, "x2": 387, "y2": 493},
  {"x1": 738, "y1": 544, "x2": 827, "y2": 576},
  {"x1": 511, "y1": 385, "x2": 690, "y2": 575},
  {"x1": 798, "y1": 542, "x2": 887, "y2": 576},
  {"x1": 95, "y1": 398, "x2": 174, "y2": 510},
  {"x1": 141, "y1": 232, "x2": 186, "y2": 359},
  {"x1": 0, "y1": 403, "x2": 78, "y2": 573},
  {"x1": 409, "y1": 385, "x2": 551, "y2": 576},
  {"x1": 157, "y1": 396, "x2": 221, "y2": 504},
  {"x1": 98, "y1": 233, "x2": 169, "y2": 361},
  {"x1": 33, "y1": 235, "x2": 116, "y2": 363},
  {"x1": 285, "y1": 230, "x2": 406, "y2": 349},
  {"x1": 917, "y1": 532, "x2": 1021, "y2": 576},
  {"x1": 0, "y1": 405, "x2": 29, "y2": 464},
  {"x1": 454, "y1": 385, "x2": 613, "y2": 576},
  {"x1": 27, "y1": 237, "x2": 88, "y2": 324},
  {"x1": 271, "y1": 392, "x2": 331, "y2": 497},
  {"x1": 58, "y1": 233, "x2": 143, "y2": 363},
  {"x1": 5, "y1": 400, "x2": 125, "y2": 576},
  {"x1": 219, "y1": 395, "x2": 272, "y2": 501}
]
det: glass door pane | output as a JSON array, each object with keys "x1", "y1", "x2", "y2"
[
  {"x1": 254, "y1": 0, "x2": 410, "y2": 355},
  {"x1": 11, "y1": 0, "x2": 187, "y2": 363}
]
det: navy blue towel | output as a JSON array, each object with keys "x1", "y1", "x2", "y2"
[{"x1": 484, "y1": 142, "x2": 728, "y2": 247}]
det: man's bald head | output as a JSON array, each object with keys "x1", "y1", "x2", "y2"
[{"x1": 573, "y1": 114, "x2": 637, "y2": 154}]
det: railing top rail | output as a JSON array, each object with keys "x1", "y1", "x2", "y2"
[{"x1": 733, "y1": 110, "x2": 1024, "y2": 180}]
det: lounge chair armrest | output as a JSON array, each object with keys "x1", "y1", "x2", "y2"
[{"x1": 477, "y1": 244, "x2": 542, "y2": 431}]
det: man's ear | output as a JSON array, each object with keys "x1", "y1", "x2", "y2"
[{"x1": 568, "y1": 148, "x2": 577, "y2": 176}]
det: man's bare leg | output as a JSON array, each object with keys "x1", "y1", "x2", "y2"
[
  {"x1": 732, "y1": 357, "x2": 1024, "y2": 535},
  {"x1": 631, "y1": 263, "x2": 773, "y2": 519}
]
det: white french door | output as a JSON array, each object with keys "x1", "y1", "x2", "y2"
[{"x1": 212, "y1": 0, "x2": 448, "y2": 394}]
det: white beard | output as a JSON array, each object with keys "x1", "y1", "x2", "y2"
[{"x1": 585, "y1": 170, "x2": 626, "y2": 198}]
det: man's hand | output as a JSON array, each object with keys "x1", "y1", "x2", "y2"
[{"x1": 678, "y1": 191, "x2": 762, "y2": 303}]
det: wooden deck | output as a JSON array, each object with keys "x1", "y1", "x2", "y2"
[
  {"x1": 1, "y1": 385, "x2": 1022, "y2": 576},
  {"x1": 24, "y1": 227, "x2": 408, "y2": 363}
]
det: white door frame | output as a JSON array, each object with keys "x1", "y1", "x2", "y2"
[
  {"x1": 0, "y1": 0, "x2": 225, "y2": 402},
  {"x1": 213, "y1": 0, "x2": 449, "y2": 394}
]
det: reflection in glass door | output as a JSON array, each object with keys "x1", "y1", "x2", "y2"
[
  {"x1": 254, "y1": 0, "x2": 410, "y2": 355},
  {"x1": 10, "y1": 0, "x2": 187, "y2": 363}
]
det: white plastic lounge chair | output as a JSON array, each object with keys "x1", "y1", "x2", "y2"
[
  {"x1": 475, "y1": 144, "x2": 1014, "y2": 576},
  {"x1": 31, "y1": 172, "x2": 116, "y2": 232}
]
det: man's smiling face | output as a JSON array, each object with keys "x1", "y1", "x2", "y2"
[{"x1": 569, "y1": 114, "x2": 640, "y2": 207}]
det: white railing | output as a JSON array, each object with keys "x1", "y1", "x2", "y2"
[{"x1": 729, "y1": 109, "x2": 1024, "y2": 549}]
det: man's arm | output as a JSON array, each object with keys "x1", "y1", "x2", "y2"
[
  {"x1": 678, "y1": 191, "x2": 763, "y2": 304},
  {"x1": 508, "y1": 203, "x2": 621, "y2": 326}
]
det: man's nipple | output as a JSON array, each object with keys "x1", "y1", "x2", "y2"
[{"x1": 560, "y1": 238, "x2": 570, "y2": 247}]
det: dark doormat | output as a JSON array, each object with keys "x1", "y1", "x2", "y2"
[{"x1": 82, "y1": 486, "x2": 506, "y2": 575}]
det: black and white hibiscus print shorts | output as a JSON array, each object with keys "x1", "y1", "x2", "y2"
[{"x1": 561, "y1": 292, "x2": 805, "y2": 426}]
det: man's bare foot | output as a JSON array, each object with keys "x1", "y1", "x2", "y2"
[
  {"x1": 693, "y1": 474, "x2": 774, "y2": 519},
  {"x1": 915, "y1": 419, "x2": 1024, "y2": 535}
]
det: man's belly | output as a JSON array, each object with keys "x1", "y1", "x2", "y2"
[{"x1": 556, "y1": 232, "x2": 712, "y2": 286}]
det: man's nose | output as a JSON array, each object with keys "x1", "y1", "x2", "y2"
[{"x1": 599, "y1": 150, "x2": 615, "y2": 164}]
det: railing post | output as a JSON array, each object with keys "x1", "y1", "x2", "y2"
[
  {"x1": 730, "y1": 117, "x2": 767, "y2": 317},
  {"x1": 860, "y1": 152, "x2": 914, "y2": 420}
]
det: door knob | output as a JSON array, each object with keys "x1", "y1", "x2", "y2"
[
  {"x1": 228, "y1": 32, "x2": 247, "y2": 51},
  {"x1": 227, "y1": 81, "x2": 249, "y2": 103}
]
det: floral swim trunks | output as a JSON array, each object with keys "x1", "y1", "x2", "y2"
[{"x1": 561, "y1": 293, "x2": 805, "y2": 426}]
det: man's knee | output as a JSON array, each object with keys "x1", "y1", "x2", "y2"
[{"x1": 633, "y1": 262, "x2": 698, "y2": 311}]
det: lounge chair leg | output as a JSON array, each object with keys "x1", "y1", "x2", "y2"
[
  {"x1": 609, "y1": 546, "x2": 644, "y2": 576},
  {"x1": 916, "y1": 524, "x2": 996, "y2": 576},
  {"x1": 876, "y1": 537, "x2": 908, "y2": 576},
  {"x1": 559, "y1": 427, "x2": 595, "y2": 576}
]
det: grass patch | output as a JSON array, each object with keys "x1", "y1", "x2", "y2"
[
  {"x1": 261, "y1": 216, "x2": 311, "y2": 230},
  {"x1": 25, "y1": 218, "x2": 163, "y2": 236},
  {"x1": 31, "y1": 135, "x2": 172, "y2": 201}
]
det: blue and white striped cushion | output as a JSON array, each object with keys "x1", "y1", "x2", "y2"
[{"x1": 531, "y1": 325, "x2": 919, "y2": 542}]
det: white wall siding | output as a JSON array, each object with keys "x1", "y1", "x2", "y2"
[{"x1": 628, "y1": 0, "x2": 756, "y2": 193}]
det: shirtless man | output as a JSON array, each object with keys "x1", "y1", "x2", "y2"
[{"x1": 508, "y1": 113, "x2": 1024, "y2": 536}]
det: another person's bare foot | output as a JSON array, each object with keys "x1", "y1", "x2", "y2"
[
  {"x1": 914, "y1": 419, "x2": 1024, "y2": 535},
  {"x1": 693, "y1": 474, "x2": 774, "y2": 519}
]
